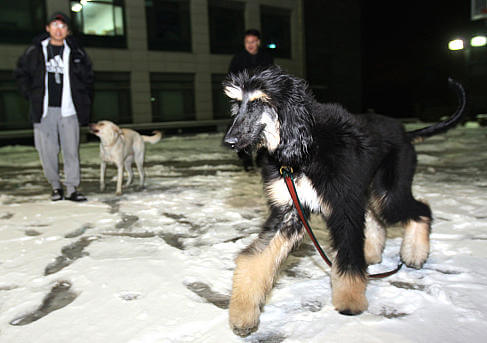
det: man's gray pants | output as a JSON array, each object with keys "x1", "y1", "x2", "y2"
[{"x1": 34, "y1": 107, "x2": 80, "y2": 195}]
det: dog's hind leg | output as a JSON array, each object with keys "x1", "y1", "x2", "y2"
[
  {"x1": 363, "y1": 211, "x2": 386, "y2": 265},
  {"x1": 115, "y1": 162, "x2": 124, "y2": 195},
  {"x1": 124, "y1": 156, "x2": 134, "y2": 186},
  {"x1": 400, "y1": 215, "x2": 431, "y2": 269},
  {"x1": 229, "y1": 207, "x2": 304, "y2": 337},
  {"x1": 372, "y1": 144, "x2": 432, "y2": 269},
  {"x1": 134, "y1": 145, "x2": 145, "y2": 187}
]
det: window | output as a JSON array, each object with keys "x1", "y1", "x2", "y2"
[
  {"x1": 212, "y1": 74, "x2": 231, "y2": 119},
  {"x1": 70, "y1": 0, "x2": 126, "y2": 48},
  {"x1": 0, "y1": 0, "x2": 46, "y2": 44},
  {"x1": 0, "y1": 71, "x2": 30, "y2": 130},
  {"x1": 150, "y1": 73, "x2": 195, "y2": 122},
  {"x1": 260, "y1": 6, "x2": 292, "y2": 58},
  {"x1": 92, "y1": 72, "x2": 132, "y2": 124},
  {"x1": 146, "y1": 0, "x2": 192, "y2": 51},
  {"x1": 208, "y1": 0, "x2": 245, "y2": 54}
]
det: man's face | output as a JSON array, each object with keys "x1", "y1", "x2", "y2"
[
  {"x1": 244, "y1": 35, "x2": 260, "y2": 55},
  {"x1": 46, "y1": 20, "x2": 69, "y2": 43}
]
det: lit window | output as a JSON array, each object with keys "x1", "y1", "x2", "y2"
[{"x1": 70, "y1": 0, "x2": 126, "y2": 48}]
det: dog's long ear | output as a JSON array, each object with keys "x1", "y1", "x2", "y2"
[{"x1": 274, "y1": 76, "x2": 314, "y2": 166}]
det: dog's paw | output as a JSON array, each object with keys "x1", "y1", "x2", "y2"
[
  {"x1": 229, "y1": 302, "x2": 260, "y2": 337},
  {"x1": 364, "y1": 241, "x2": 383, "y2": 266},
  {"x1": 400, "y1": 220, "x2": 430, "y2": 269},
  {"x1": 400, "y1": 244, "x2": 429, "y2": 269},
  {"x1": 115, "y1": 191, "x2": 122, "y2": 196},
  {"x1": 331, "y1": 269, "x2": 368, "y2": 315},
  {"x1": 333, "y1": 291, "x2": 368, "y2": 316},
  {"x1": 100, "y1": 184, "x2": 105, "y2": 192}
]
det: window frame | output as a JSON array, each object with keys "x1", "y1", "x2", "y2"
[
  {"x1": 211, "y1": 74, "x2": 231, "y2": 119},
  {"x1": 208, "y1": 0, "x2": 245, "y2": 55},
  {"x1": 0, "y1": 0, "x2": 47, "y2": 45},
  {"x1": 150, "y1": 73, "x2": 196, "y2": 122},
  {"x1": 0, "y1": 70, "x2": 30, "y2": 130},
  {"x1": 145, "y1": 0, "x2": 192, "y2": 52},
  {"x1": 92, "y1": 71, "x2": 132, "y2": 124}
]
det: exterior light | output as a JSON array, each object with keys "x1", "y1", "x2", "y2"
[
  {"x1": 448, "y1": 39, "x2": 464, "y2": 51},
  {"x1": 471, "y1": 35, "x2": 487, "y2": 47},
  {"x1": 71, "y1": 3, "x2": 83, "y2": 12}
]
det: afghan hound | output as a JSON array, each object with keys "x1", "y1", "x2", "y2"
[{"x1": 222, "y1": 66, "x2": 466, "y2": 336}]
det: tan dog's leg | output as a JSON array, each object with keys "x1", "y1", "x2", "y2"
[
  {"x1": 124, "y1": 156, "x2": 134, "y2": 186},
  {"x1": 229, "y1": 231, "x2": 302, "y2": 337},
  {"x1": 364, "y1": 212, "x2": 386, "y2": 265},
  {"x1": 100, "y1": 161, "x2": 106, "y2": 192},
  {"x1": 331, "y1": 264, "x2": 368, "y2": 315},
  {"x1": 134, "y1": 145, "x2": 145, "y2": 187},
  {"x1": 400, "y1": 217, "x2": 430, "y2": 269},
  {"x1": 116, "y1": 162, "x2": 124, "y2": 195}
]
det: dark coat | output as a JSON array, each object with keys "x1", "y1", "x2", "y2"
[
  {"x1": 14, "y1": 33, "x2": 94, "y2": 125},
  {"x1": 228, "y1": 48, "x2": 274, "y2": 75}
]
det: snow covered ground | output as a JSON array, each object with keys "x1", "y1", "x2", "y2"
[{"x1": 0, "y1": 124, "x2": 486, "y2": 343}]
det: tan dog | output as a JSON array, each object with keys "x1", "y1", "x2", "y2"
[{"x1": 89, "y1": 121, "x2": 162, "y2": 195}]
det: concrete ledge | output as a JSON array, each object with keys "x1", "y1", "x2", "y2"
[{"x1": 0, "y1": 119, "x2": 231, "y2": 140}]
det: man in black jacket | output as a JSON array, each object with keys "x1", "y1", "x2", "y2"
[
  {"x1": 229, "y1": 29, "x2": 274, "y2": 171},
  {"x1": 15, "y1": 12, "x2": 93, "y2": 201}
]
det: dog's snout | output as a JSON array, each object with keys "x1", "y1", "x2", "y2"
[{"x1": 224, "y1": 136, "x2": 238, "y2": 145}]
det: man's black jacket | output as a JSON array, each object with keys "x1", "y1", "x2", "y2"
[
  {"x1": 228, "y1": 49, "x2": 274, "y2": 75},
  {"x1": 14, "y1": 33, "x2": 94, "y2": 125}
]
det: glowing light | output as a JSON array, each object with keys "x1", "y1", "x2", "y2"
[
  {"x1": 71, "y1": 3, "x2": 83, "y2": 12},
  {"x1": 448, "y1": 39, "x2": 464, "y2": 51},
  {"x1": 471, "y1": 35, "x2": 487, "y2": 47},
  {"x1": 267, "y1": 43, "x2": 277, "y2": 49}
]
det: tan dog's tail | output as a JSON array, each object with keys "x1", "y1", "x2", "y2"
[{"x1": 142, "y1": 130, "x2": 163, "y2": 144}]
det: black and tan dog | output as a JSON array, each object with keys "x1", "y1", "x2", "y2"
[{"x1": 223, "y1": 66, "x2": 466, "y2": 336}]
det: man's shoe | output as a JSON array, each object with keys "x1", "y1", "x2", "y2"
[
  {"x1": 51, "y1": 189, "x2": 64, "y2": 201},
  {"x1": 66, "y1": 191, "x2": 87, "y2": 202}
]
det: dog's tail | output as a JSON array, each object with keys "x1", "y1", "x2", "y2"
[
  {"x1": 407, "y1": 78, "x2": 467, "y2": 142},
  {"x1": 142, "y1": 130, "x2": 163, "y2": 144}
]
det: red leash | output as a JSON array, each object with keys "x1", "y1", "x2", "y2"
[{"x1": 280, "y1": 166, "x2": 402, "y2": 279}]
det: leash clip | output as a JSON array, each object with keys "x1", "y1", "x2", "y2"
[{"x1": 279, "y1": 166, "x2": 294, "y2": 176}]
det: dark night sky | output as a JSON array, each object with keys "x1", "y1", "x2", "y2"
[{"x1": 362, "y1": 1, "x2": 474, "y2": 117}]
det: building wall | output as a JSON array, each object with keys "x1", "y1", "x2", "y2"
[{"x1": 0, "y1": 0, "x2": 305, "y2": 126}]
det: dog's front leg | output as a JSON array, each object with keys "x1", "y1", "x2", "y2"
[
  {"x1": 115, "y1": 162, "x2": 124, "y2": 195},
  {"x1": 327, "y1": 206, "x2": 368, "y2": 315},
  {"x1": 229, "y1": 207, "x2": 304, "y2": 336},
  {"x1": 100, "y1": 161, "x2": 106, "y2": 192}
]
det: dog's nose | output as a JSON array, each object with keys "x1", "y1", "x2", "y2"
[{"x1": 224, "y1": 136, "x2": 238, "y2": 147}]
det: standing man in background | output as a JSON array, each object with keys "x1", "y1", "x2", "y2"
[
  {"x1": 229, "y1": 29, "x2": 274, "y2": 171},
  {"x1": 15, "y1": 12, "x2": 93, "y2": 201}
]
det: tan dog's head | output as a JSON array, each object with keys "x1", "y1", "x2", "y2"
[{"x1": 89, "y1": 120, "x2": 123, "y2": 146}]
